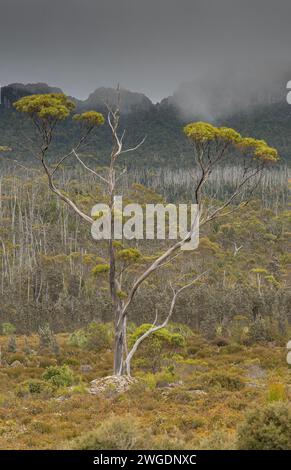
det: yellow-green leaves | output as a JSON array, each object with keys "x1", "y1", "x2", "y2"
[
  {"x1": 218, "y1": 127, "x2": 241, "y2": 143},
  {"x1": 0, "y1": 146, "x2": 11, "y2": 152},
  {"x1": 117, "y1": 248, "x2": 141, "y2": 263},
  {"x1": 183, "y1": 121, "x2": 279, "y2": 162},
  {"x1": 14, "y1": 93, "x2": 75, "y2": 121},
  {"x1": 73, "y1": 111, "x2": 105, "y2": 128},
  {"x1": 184, "y1": 122, "x2": 242, "y2": 144},
  {"x1": 238, "y1": 137, "x2": 279, "y2": 162},
  {"x1": 183, "y1": 122, "x2": 219, "y2": 142},
  {"x1": 13, "y1": 95, "x2": 105, "y2": 148},
  {"x1": 253, "y1": 144, "x2": 278, "y2": 162},
  {"x1": 92, "y1": 264, "x2": 110, "y2": 275},
  {"x1": 237, "y1": 137, "x2": 266, "y2": 150}
]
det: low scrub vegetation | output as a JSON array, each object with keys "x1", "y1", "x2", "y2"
[{"x1": 0, "y1": 325, "x2": 290, "y2": 449}]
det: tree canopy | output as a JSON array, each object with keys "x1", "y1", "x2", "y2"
[
  {"x1": 73, "y1": 111, "x2": 105, "y2": 128},
  {"x1": 14, "y1": 93, "x2": 75, "y2": 122},
  {"x1": 183, "y1": 121, "x2": 279, "y2": 162}
]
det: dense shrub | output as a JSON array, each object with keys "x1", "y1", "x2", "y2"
[
  {"x1": 129, "y1": 324, "x2": 185, "y2": 372},
  {"x1": 130, "y1": 324, "x2": 185, "y2": 347},
  {"x1": 139, "y1": 369, "x2": 178, "y2": 389},
  {"x1": 42, "y1": 365, "x2": 76, "y2": 388},
  {"x1": 86, "y1": 322, "x2": 112, "y2": 351},
  {"x1": 68, "y1": 322, "x2": 112, "y2": 351},
  {"x1": 237, "y1": 402, "x2": 291, "y2": 450},
  {"x1": 204, "y1": 371, "x2": 245, "y2": 391},
  {"x1": 16, "y1": 379, "x2": 53, "y2": 397},
  {"x1": 2, "y1": 323, "x2": 16, "y2": 335},
  {"x1": 70, "y1": 415, "x2": 141, "y2": 450},
  {"x1": 268, "y1": 383, "x2": 287, "y2": 402},
  {"x1": 68, "y1": 329, "x2": 88, "y2": 348}
]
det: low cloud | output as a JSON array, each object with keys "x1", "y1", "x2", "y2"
[{"x1": 170, "y1": 60, "x2": 291, "y2": 120}]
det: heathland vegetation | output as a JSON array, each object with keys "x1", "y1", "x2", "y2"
[{"x1": 0, "y1": 90, "x2": 290, "y2": 449}]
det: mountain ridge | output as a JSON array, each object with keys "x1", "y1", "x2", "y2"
[{"x1": 0, "y1": 82, "x2": 290, "y2": 167}]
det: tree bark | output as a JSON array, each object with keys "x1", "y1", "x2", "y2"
[{"x1": 113, "y1": 314, "x2": 124, "y2": 375}]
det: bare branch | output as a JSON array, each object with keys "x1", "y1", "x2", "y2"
[
  {"x1": 72, "y1": 149, "x2": 109, "y2": 184},
  {"x1": 51, "y1": 149, "x2": 74, "y2": 176},
  {"x1": 120, "y1": 135, "x2": 147, "y2": 155},
  {"x1": 124, "y1": 271, "x2": 207, "y2": 375},
  {"x1": 116, "y1": 168, "x2": 127, "y2": 182},
  {"x1": 201, "y1": 165, "x2": 264, "y2": 224},
  {"x1": 39, "y1": 152, "x2": 93, "y2": 224},
  {"x1": 233, "y1": 242, "x2": 243, "y2": 256}
]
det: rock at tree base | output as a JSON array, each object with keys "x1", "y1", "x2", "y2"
[
  {"x1": 90, "y1": 375, "x2": 137, "y2": 395},
  {"x1": 10, "y1": 360, "x2": 24, "y2": 368}
]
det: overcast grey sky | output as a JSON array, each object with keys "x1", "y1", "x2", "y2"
[{"x1": 1, "y1": 0, "x2": 291, "y2": 105}]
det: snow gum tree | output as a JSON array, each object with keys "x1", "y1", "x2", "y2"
[{"x1": 13, "y1": 93, "x2": 279, "y2": 376}]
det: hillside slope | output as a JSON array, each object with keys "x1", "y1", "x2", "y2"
[{"x1": 0, "y1": 83, "x2": 290, "y2": 167}]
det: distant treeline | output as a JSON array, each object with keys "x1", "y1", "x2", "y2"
[{"x1": 0, "y1": 164, "x2": 290, "y2": 336}]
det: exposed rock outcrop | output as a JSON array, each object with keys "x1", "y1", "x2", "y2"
[{"x1": 90, "y1": 375, "x2": 137, "y2": 395}]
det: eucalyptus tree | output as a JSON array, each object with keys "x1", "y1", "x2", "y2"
[{"x1": 14, "y1": 93, "x2": 279, "y2": 376}]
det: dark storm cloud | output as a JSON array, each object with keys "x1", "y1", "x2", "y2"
[{"x1": 1, "y1": 0, "x2": 291, "y2": 114}]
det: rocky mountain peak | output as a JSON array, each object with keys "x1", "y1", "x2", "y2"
[
  {"x1": 81, "y1": 87, "x2": 154, "y2": 114},
  {"x1": 0, "y1": 83, "x2": 63, "y2": 109}
]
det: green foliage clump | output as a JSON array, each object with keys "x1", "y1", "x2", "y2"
[
  {"x1": 130, "y1": 324, "x2": 185, "y2": 348},
  {"x1": 73, "y1": 111, "x2": 104, "y2": 128},
  {"x1": 129, "y1": 324, "x2": 185, "y2": 372},
  {"x1": 167, "y1": 322, "x2": 194, "y2": 339},
  {"x1": 138, "y1": 368, "x2": 178, "y2": 389},
  {"x1": 267, "y1": 383, "x2": 287, "y2": 402},
  {"x1": 204, "y1": 371, "x2": 245, "y2": 391},
  {"x1": 92, "y1": 264, "x2": 110, "y2": 275},
  {"x1": 238, "y1": 137, "x2": 279, "y2": 161},
  {"x1": 117, "y1": 248, "x2": 141, "y2": 263},
  {"x1": 237, "y1": 402, "x2": 291, "y2": 450},
  {"x1": 154, "y1": 369, "x2": 178, "y2": 388},
  {"x1": 183, "y1": 121, "x2": 278, "y2": 162},
  {"x1": 116, "y1": 290, "x2": 127, "y2": 299},
  {"x1": 68, "y1": 329, "x2": 88, "y2": 349},
  {"x1": 184, "y1": 121, "x2": 244, "y2": 145},
  {"x1": 85, "y1": 322, "x2": 112, "y2": 351},
  {"x1": 42, "y1": 365, "x2": 76, "y2": 388},
  {"x1": 14, "y1": 93, "x2": 75, "y2": 121},
  {"x1": 2, "y1": 323, "x2": 16, "y2": 335},
  {"x1": 70, "y1": 415, "x2": 140, "y2": 450},
  {"x1": 16, "y1": 379, "x2": 53, "y2": 397},
  {"x1": 184, "y1": 122, "x2": 220, "y2": 142},
  {"x1": 68, "y1": 322, "x2": 112, "y2": 352}
]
